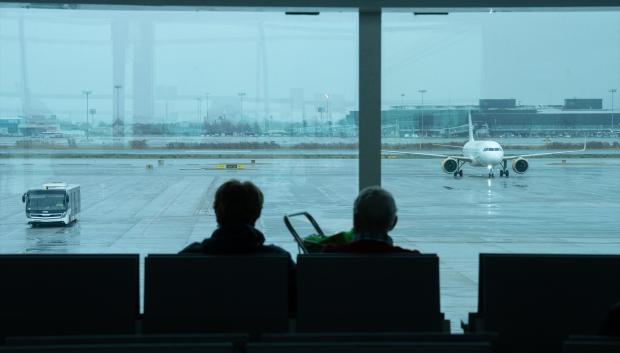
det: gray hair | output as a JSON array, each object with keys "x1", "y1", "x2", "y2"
[{"x1": 353, "y1": 186, "x2": 397, "y2": 234}]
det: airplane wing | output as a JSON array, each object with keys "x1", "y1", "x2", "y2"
[
  {"x1": 433, "y1": 144, "x2": 465, "y2": 149},
  {"x1": 383, "y1": 150, "x2": 473, "y2": 162},
  {"x1": 503, "y1": 138, "x2": 587, "y2": 160}
]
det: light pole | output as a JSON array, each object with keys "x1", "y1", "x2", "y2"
[
  {"x1": 164, "y1": 101, "x2": 168, "y2": 136},
  {"x1": 113, "y1": 85, "x2": 123, "y2": 137},
  {"x1": 419, "y1": 113, "x2": 424, "y2": 150},
  {"x1": 324, "y1": 93, "x2": 330, "y2": 135},
  {"x1": 418, "y1": 89, "x2": 427, "y2": 106},
  {"x1": 400, "y1": 93, "x2": 405, "y2": 109},
  {"x1": 418, "y1": 89, "x2": 427, "y2": 149},
  {"x1": 89, "y1": 108, "x2": 96, "y2": 136},
  {"x1": 205, "y1": 92, "x2": 210, "y2": 123},
  {"x1": 610, "y1": 88, "x2": 617, "y2": 132},
  {"x1": 82, "y1": 90, "x2": 91, "y2": 141},
  {"x1": 196, "y1": 97, "x2": 202, "y2": 123},
  {"x1": 204, "y1": 92, "x2": 210, "y2": 136},
  {"x1": 238, "y1": 92, "x2": 246, "y2": 121}
]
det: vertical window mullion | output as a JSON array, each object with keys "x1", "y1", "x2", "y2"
[{"x1": 358, "y1": 10, "x2": 382, "y2": 190}]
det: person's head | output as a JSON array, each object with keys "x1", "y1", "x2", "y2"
[
  {"x1": 213, "y1": 179, "x2": 263, "y2": 227},
  {"x1": 353, "y1": 186, "x2": 398, "y2": 236}
]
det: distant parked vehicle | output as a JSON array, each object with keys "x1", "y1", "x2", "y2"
[{"x1": 22, "y1": 182, "x2": 80, "y2": 225}]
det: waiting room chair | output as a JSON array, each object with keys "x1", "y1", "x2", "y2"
[
  {"x1": 261, "y1": 332, "x2": 497, "y2": 343},
  {"x1": 0, "y1": 255, "x2": 139, "y2": 338},
  {"x1": 0, "y1": 343, "x2": 235, "y2": 353},
  {"x1": 247, "y1": 342, "x2": 492, "y2": 353},
  {"x1": 143, "y1": 254, "x2": 290, "y2": 334},
  {"x1": 467, "y1": 254, "x2": 620, "y2": 353},
  {"x1": 296, "y1": 254, "x2": 444, "y2": 332},
  {"x1": 261, "y1": 332, "x2": 497, "y2": 352},
  {"x1": 563, "y1": 340, "x2": 620, "y2": 353},
  {"x1": 4, "y1": 333, "x2": 249, "y2": 346}
]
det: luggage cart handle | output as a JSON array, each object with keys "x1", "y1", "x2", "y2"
[
  {"x1": 284, "y1": 212, "x2": 326, "y2": 237},
  {"x1": 283, "y1": 212, "x2": 326, "y2": 254}
]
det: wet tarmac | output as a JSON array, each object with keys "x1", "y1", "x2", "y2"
[{"x1": 1, "y1": 157, "x2": 619, "y2": 331}]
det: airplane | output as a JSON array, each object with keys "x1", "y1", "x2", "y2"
[{"x1": 384, "y1": 112, "x2": 586, "y2": 178}]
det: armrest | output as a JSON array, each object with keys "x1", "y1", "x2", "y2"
[
  {"x1": 462, "y1": 312, "x2": 483, "y2": 332},
  {"x1": 442, "y1": 319, "x2": 451, "y2": 333},
  {"x1": 439, "y1": 312, "x2": 450, "y2": 333}
]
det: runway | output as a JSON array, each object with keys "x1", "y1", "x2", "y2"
[{"x1": 1, "y1": 157, "x2": 619, "y2": 331}]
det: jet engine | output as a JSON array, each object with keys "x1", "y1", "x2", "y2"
[
  {"x1": 512, "y1": 157, "x2": 529, "y2": 174},
  {"x1": 441, "y1": 157, "x2": 459, "y2": 173}
]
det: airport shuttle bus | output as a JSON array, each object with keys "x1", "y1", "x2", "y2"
[{"x1": 22, "y1": 183, "x2": 80, "y2": 225}]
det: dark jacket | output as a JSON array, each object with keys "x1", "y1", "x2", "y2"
[
  {"x1": 180, "y1": 224, "x2": 289, "y2": 256},
  {"x1": 180, "y1": 224, "x2": 296, "y2": 315},
  {"x1": 323, "y1": 239, "x2": 419, "y2": 254},
  {"x1": 599, "y1": 301, "x2": 620, "y2": 336}
]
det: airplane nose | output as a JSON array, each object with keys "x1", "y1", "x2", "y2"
[
  {"x1": 493, "y1": 152, "x2": 503, "y2": 164},
  {"x1": 482, "y1": 152, "x2": 502, "y2": 165}
]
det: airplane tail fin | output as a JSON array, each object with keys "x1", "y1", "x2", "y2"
[{"x1": 468, "y1": 111, "x2": 475, "y2": 142}]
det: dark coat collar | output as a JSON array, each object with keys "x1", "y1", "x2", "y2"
[{"x1": 204, "y1": 224, "x2": 265, "y2": 248}]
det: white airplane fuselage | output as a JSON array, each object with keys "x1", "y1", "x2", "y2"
[
  {"x1": 463, "y1": 140, "x2": 504, "y2": 168},
  {"x1": 384, "y1": 112, "x2": 584, "y2": 177}
]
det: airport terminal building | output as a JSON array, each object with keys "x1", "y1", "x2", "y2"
[{"x1": 347, "y1": 98, "x2": 617, "y2": 138}]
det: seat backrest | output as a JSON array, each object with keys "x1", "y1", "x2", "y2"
[
  {"x1": 0, "y1": 255, "x2": 139, "y2": 337},
  {"x1": 296, "y1": 254, "x2": 441, "y2": 332},
  {"x1": 567, "y1": 335, "x2": 620, "y2": 342},
  {"x1": 260, "y1": 333, "x2": 497, "y2": 344},
  {"x1": 5, "y1": 333, "x2": 249, "y2": 346},
  {"x1": 144, "y1": 254, "x2": 289, "y2": 333},
  {"x1": 0, "y1": 343, "x2": 235, "y2": 353},
  {"x1": 563, "y1": 340, "x2": 620, "y2": 353},
  {"x1": 479, "y1": 254, "x2": 620, "y2": 351},
  {"x1": 247, "y1": 342, "x2": 491, "y2": 353}
]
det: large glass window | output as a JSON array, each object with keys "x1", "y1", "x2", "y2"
[
  {"x1": 0, "y1": 7, "x2": 358, "y2": 255},
  {"x1": 3, "y1": 4, "x2": 619, "y2": 330},
  {"x1": 382, "y1": 10, "x2": 620, "y2": 330}
]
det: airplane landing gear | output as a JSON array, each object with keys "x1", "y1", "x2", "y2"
[
  {"x1": 452, "y1": 161, "x2": 466, "y2": 178},
  {"x1": 488, "y1": 171, "x2": 494, "y2": 178},
  {"x1": 499, "y1": 160, "x2": 509, "y2": 178}
]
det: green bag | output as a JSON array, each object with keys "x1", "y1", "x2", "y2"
[{"x1": 303, "y1": 230, "x2": 354, "y2": 253}]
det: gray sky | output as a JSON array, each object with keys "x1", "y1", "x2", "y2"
[
  {"x1": 384, "y1": 11, "x2": 620, "y2": 106},
  {"x1": 0, "y1": 8, "x2": 619, "y2": 123}
]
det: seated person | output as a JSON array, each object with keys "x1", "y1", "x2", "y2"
[
  {"x1": 599, "y1": 301, "x2": 620, "y2": 336},
  {"x1": 323, "y1": 186, "x2": 419, "y2": 254},
  {"x1": 180, "y1": 179, "x2": 296, "y2": 313},
  {"x1": 181, "y1": 179, "x2": 288, "y2": 256}
]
